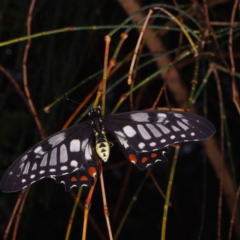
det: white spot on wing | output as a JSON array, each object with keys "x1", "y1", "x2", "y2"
[
  {"x1": 114, "y1": 131, "x2": 125, "y2": 138},
  {"x1": 150, "y1": 142, "x2": 156, "y2": 147},
  {"x1": 40, "y1": 154, "x2": 48, "y2": 167},
  {"x1": 81, "y1": 138, "x2": 88, "y2": 150},
  {"x1": 85, "y1": 143, "x2": 92, "y2": 160},
  {"x1": 146, "y1": 124, "x2": 162, "y2": 137},
  {"x1": 130, "y1": 112, "x2": 149, "y2": 122},
  {"x1": 123, "y1": 125, "x2": 137, "y2": 137},
  {"x1": 156, "y1": 124, "x2": 170, "y2": 134},
  {"x1": 22, "y1": 179, "x2": 26, "y2": 183},
  {"x1": 182, "y1": 119, "x2": 190, "y2": 125},
  {"x1": 39, "y1": 170, "x2": 45, "y2": 174},
  {"x1": 70, "y1": 160, "x2": 78, "y2": 167},
  {"x1": 48, "y1": 132, "x2": 66, "y2": 147},
  {"x1": 171, "y1": 125, "x2": 180, "y2": 132},
  {"x1": 32, "y1": 163, "x2": 37, "y2": 170},
  {"x1": 173, "y1": 113, "x2": 183, "y2": 118},
  {"x1": 49, "y1": 148, "x2": 57, "y2": 166},
  {"x1": 138, "y1": 142, "x2": 145, "y2": 149},
  {"x1": 157, "y1": 113, "x2": 167, "y2": 122},
  {"x1": 60, "y1": 144, "x2": 68, "y2": 163},
  {"x1": 137, "y1": 125, "x2": 151, "y2": 140},
  {"x1": 30, "y1": 174, "x2": 35, "y2": 179},
  {"x1": 17, "y1": 163, "x2": 25, "y2": 176},
  {"x1": 70, "y1": 139, "x2": 80, "y2": 152},
  {"x1": 157, "y1": 113, "x2": 167, "y2": 118},
  {"x1": 160, "y1": 139, "x2": 166, "y2": 143},
  {"x1": 170, "y1": 135, "x2": 175, "y2": 139},
  {"x1": 34, "y1": 146, "x2": 45, "y2": 155},
  {"x1": 191, "y1": 132, "x2": 195, "y2": 136},
  {"x1": 117, "y1": 135, "x2": 129, "y2": 149},
  {"x1": 177, "y1": 120, "x2": 189, "y2": 130},
  {"x1": 23, "y1": 162, "x2": 30, "y2": 174},
  {"x1": 181, "y1": 134, "x2": 186, "y2": 138},
  {"x1": 21, "y1": 155, "x2": 28, "y2": 162},
  {"x1": 49, "y1": 169, "x2": 56, "y2": 172},
  {"x1": 60, "y1": 166, "x2": 68, "y2": 171}
]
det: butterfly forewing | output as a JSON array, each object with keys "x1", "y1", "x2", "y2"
[
  {"x1": 0, "y1": 121, "x2": 93, "y2": 192},
  {"x1": 104, "y1": 110, "x2": 215, "y2": 152}
]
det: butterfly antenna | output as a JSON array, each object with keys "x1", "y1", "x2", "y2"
[{"x1": 64, "y1": 95, "x2": 81, "y2": 105}]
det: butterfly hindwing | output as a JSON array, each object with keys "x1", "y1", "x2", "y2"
[
  {"x1": 53, "y1": 144, "x2": 99, "y2": 191},
  {"x1": 124, "y1": 147, "x2": 168, "y2": 170},
  {"x1": 0, "y1": 121, "x2": 93, "y2": 192}
]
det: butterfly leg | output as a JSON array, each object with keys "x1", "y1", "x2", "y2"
[{"x1": 82, "y1": 175, "x2": 97, "y2": 240}]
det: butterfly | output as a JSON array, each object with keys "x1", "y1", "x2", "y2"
[{"x1": 0, "y1": 107, "x2": 215, "y2": 192}]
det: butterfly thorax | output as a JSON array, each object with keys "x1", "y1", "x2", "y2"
[{"x1": 88, "y1": 108, "x2": 110, "y2": 162}]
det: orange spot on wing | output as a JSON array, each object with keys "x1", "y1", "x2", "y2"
[
  {"x1": 70, "y1": 176, "x2": 77, "y2": 182},
  {"x1": 141, "y1": 157, "x2": 148, "y2": 163},
  {"x1": 88, "y1": 166, "x2": 97, "y2": 177},
  {"x1": 80, "y1": 176, "x2": 88, "y2": 181},
  {"x1": 128, "y1": 153, "x2": 137, "y2": 163},
  {"x1": 151, "y1": 153, "x2": 157, "y2": 158}
]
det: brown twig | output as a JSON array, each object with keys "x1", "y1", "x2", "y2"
[
  {"x1": 210, "y1": 21, "x2": 239, "y2": 26},
  {"x1": 228, "y1": 0, "x2": 240, "y2": 113},
  {"x1": 3, "y1": 188, "x2": 27, "y2": 240},
  {"x1": 100, "y1": 171, "x2": 113, "y2": 240},
  {"x1": 212, "y1": 64, "x2": 224, "y2": 240},
  {"x1": 127, "y1": 8, "x2": 153, "y2": 85},
  {"x1": 10, "y1": 1, "x2": 45, "y2": 239},
  {"x1": 0, "y1": 65, "x2": 29, "y2": 108},
  {"x1": 148, "y1": 168, "x2": 172, "y2": 206},
  {"x1": 69, "y1": 190, "x2": 108, "y2": 240},
  {"x1": 12, "y1": 187, "x2": 30, "y2": 240},
  {"x1": 22, "y1": 0, "x2": 46, "y2": 140},
  {"x1": 228, "y1": 185, "x2": 240, "y2": 240},
  {"x1": 112, "y1": 164, "x2": 133, "y2": 222}
]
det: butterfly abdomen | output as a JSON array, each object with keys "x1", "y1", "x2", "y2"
[
  {"x1": 88, "y1": 108, "x2": 110, "y2": 162},
  {"x1": 94, "y1": 130, "x2": 110, "y2": 162}
]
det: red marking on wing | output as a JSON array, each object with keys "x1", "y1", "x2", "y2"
[
  {"x1": 71, "y1": 176, "x2": 77, "y2": 182},
  {"x1": 128, "y1": 153, "x2": 137, "y2": 163},
  {"x1": 151, "y1": 152, "x2": 157, "y2": 158},
  {"x1": 88, "y1": 166, "x2": 97, "y2": 177},
  {"x1": 80, "y1": 176, "x2": 88, "y2": 181},
  {"x1": 141, "y1": 156, "x2": 148, "y2": 163}
]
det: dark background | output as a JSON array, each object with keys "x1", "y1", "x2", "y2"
[{"x1": 0, "y1": 0, "x2": 239, "y2": 239}]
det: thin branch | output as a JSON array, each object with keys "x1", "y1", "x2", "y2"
[
  {"x1": 0, "y1": 65, "x2": 29, "y2": 108},
  {"x1": 22, "y1": 0, "x2": 46, "y2": 139}
]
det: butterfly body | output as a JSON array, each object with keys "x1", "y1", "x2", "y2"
[
  {"x1": 0, "y1": 108, "x2": 215, "y2": 192},
  {"x1": 89, "y1": 108, "x2": 110, "y2": 162}
]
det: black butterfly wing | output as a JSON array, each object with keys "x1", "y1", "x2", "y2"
[
  {"x1": 0, "y1": 121, "x2": 94, "y2": 192},
  {"x1": 104, "y1": 110, "x2": 215, "y2": 168},
  {"x1": 0, "y1": 109, "x2": 216, "y2": 192}
]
